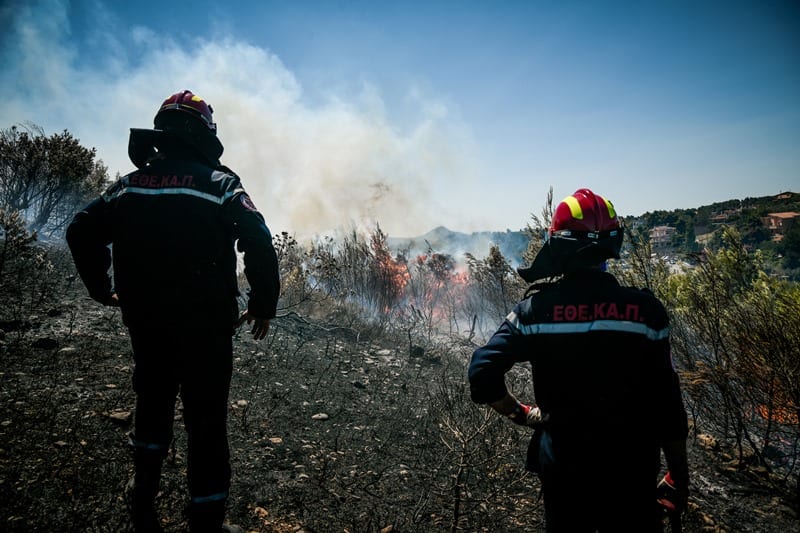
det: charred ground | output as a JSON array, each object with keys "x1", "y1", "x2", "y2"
[{"x1": 0, "y1": 289, "x2": 797, "y2": 533}]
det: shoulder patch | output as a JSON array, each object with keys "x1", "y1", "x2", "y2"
[{"x1": 239, "y1": 193, "x2": 259, "y2": 212}]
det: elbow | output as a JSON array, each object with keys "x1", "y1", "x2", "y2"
[{"x1": 467, "y1": 364, "x2": 506, "y2": 405}]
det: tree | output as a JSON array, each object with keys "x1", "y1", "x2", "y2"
[
  {"x1": 0, "y1": 124, "x2": 108, "y2": 237},
  {"x1": 520, "y1": 186, "x2": 553, "y2": 269},
  {"x1": 667, "y1": 228, "x2": 800, "y2": 485},
  {"x1": 610, "y1": 222, "x2": 672, "y2": 297},
  {"x1": 0, "y1": 208, "x2": 65, "y2": 323},
  {"x1": 367, "y1": 224, "x2": 409, "y2": 316}
]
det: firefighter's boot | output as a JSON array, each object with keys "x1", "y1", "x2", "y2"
[
  {"x1": 126, "y1": 449, "x2": 164, "y2": 533},
  {"x1": 188, "y1": 498, "x2": 227, "y2": 533}
]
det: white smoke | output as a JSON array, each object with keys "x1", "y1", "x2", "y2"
[{"x1": 0, "y1": 1, "x2": 480, "y2": 238}]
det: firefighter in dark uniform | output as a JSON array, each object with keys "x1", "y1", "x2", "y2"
[
  {"x1": 67, "y1": 90, "x2": 280, "y2": 533},
  {"x1": 468, "y1": 189, "x2": 689, "y2": 532}
]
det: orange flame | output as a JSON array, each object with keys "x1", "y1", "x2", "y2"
[{"x1": 757, "y1": 404, "x2": 799, "y2": 426}]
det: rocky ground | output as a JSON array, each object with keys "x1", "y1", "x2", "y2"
[{"x1": 1, "y1": 291, "x2": 798, "y2": 532}]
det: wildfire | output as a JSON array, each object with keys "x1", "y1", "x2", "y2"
[
  {"x1": 377, "y1": 252, "x2": 410, "y2": 299},
  {"x1": 757, "y1": 403, "x2": 799, "y2": 426}
]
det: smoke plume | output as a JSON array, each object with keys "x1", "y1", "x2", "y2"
[{"x1": 0, "y1": 0, "x2": 479, "y2": 238}]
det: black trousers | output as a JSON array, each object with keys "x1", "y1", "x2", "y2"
[
  {"x1": 535, "y1": 430, "x2": 662, "y2": 533},
  {"x1": 128, "y1": 326, "x2": 233, "y2": 529}
]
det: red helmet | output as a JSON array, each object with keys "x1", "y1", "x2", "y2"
[
  {"x1": 154, "y1": 90, "x2": 216, "y2": 132},
  {"x1": 518, "y1": 189, "x2": 624, "y2": 282},
  {"x1": 550, "y1": 188, "x2": 620, "y2": 237},
  {"x1": 146, "y1": 89, "x2": 224, "y2": 165}
]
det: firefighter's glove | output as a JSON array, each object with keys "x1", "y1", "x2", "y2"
[
  {"x1": 657, "y1": 471, "x2": 689, "y2": 514},
  {"x1": 507, "y1": 402, "x2": 548, "y2": 428},
  {"x1": 104, "y1": 293, "x2": 120, "y2": 307}
]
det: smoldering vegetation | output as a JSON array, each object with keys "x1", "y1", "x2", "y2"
[{"x1": 1, "y1": 207, "x2": 799, "y2": 531}]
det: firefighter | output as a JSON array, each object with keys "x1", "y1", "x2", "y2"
[
  {"x1": 468, "y1": 189, "x2": 689, "y2": 532},
  {"x1": 67, "y1": 90, "x2": 280, "y2": 533}
]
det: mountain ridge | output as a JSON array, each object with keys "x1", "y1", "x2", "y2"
[
  {"x1": 387, "y1": 225, "x2": 530, "y2": 267},
  {"x1": 387, "y1": 191, "x2": 799, "y2": 265}
]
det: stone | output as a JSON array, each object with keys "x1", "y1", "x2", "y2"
[{"x1": 107, "y1": 411, "x2": 132, "y2": 425}]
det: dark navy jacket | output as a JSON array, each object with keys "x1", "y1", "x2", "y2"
[
  {"x1": 469, "y1": 269, "x2": 687, "y2": 466},
  {"x1": 67, "y1": 148, "x2": 280, "y2": 331}
]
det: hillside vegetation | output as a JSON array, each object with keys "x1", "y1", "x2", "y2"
[
  {"x1": 1, "y1": 128, "x2": 799, "y2": 531},
  {"x1": 635, "y1": 192, "x2": 800, "y2": 275},
  {"x1": 1, "y1": 223, "x2": 799, "y2": 532}
]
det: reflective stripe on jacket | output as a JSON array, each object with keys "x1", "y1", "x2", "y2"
[
  {"x1": 468, "y1": 269, "x2": 687, "y2": 445},
  {"x1": 67, "y1": 150, "x2": 280, "y2": 330}
]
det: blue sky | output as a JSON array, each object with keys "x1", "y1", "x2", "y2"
[{"x1": 1, "y1": 0, "x2": 798, "y2": 237}]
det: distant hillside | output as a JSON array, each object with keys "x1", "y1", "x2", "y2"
[
  {"x1": 635, "y1": 191, "x2": 799, "y2": 256},
  {"x1": 385, "y1": 192, "x2": 799, "y2": 271},
  {"x1": 639, "y1": 191, "x2": 799, "y2": 227},
  {"x1": 387, "y1": 226, "x2": 529, "y2": 266}
]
